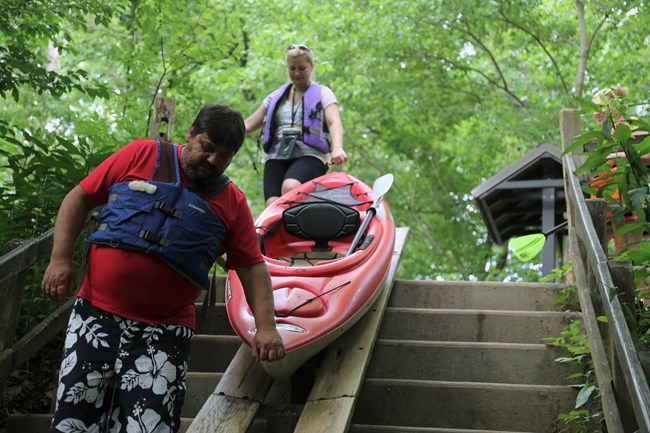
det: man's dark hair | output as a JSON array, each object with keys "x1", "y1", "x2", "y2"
[{"x1": 190, "y1": 104, "x2": 245, "y2": 151}]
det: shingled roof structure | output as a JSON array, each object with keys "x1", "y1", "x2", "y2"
[{"x1": 471, "y1": 142, "x2": 566, "y2": 274}]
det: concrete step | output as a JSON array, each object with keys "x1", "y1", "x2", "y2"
[
  {"x1": 5, "y1": 414, "x2": 195, "y2": 433},
  {"x1": 194, "y1": 302, "x2": 236, "y2": 335},
  {"x1": 6, "y1": 278, "x2": 581, "y2": 433},
  {"x1": 389, "y1": 280, "x2": 567, "y2": 311},
  {"x1": 181, "y1": 372, "x2": 222, "y2": 418},
  {"x1": 349, "y1": 425, "x2": 535, "y2": 433},
  {"x1": 365, "y1": 339, "x2": 581, "y2": 385},
  {"x1": 5, "y1": 373, "x2": 227, "y2": 430},
  {"x1": 187, "y1": 334, "x2": 241, "y2": 372},
  {"x1": 379, "y1": 307, "x2": 581, "y2": 344},
  {"x1": 352, "y1": 378, "x2": 577, "y2": 433}
]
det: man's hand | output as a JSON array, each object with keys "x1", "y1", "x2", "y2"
[
  {"x1": 251, "y1": 326, "x2": 285, "y2": 362},
  {"x1": 42, "y1": 259, "x2": 77, "y2": 305},
  {"x1": 41, "y1": 185, "x2": 93, "y2": 304}
]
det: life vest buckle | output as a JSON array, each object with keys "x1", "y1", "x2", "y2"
[
  {"x1": 139, "y1": 229, "x2": 170, "y2": 247},
  {"x1": 153, "y1": 201, "x2": 182, "y2": 219}
]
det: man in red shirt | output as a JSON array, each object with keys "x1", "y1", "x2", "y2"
[{"x1": 41, "y1": 104, "x2": 284, "y2": 433}]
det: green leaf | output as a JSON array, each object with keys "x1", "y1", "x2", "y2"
[
  {"x1": 562, "y1": 131, "x2": 602, "y2": 156},
  {"x1": 575, "y1": 385, "x2": 596, "y2": 408}
]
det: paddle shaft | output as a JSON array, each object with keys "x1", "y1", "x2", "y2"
[
  {"x1": 346, "y1": 173, "x2": 394, "y2": 256},
  {"x1": 544, "y1": 220, "x2": 568, "y2": 237},
  {"x1": 346, "y1": 207, "x2": 376, "y2": 256}
]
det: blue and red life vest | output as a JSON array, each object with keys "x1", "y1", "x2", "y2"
[
  {"x1": 262, "y1": 83, "x2": 331, "y2": 153},
  {"x1": 87, "y1": 141, "x2": 230, "y2": 290}
]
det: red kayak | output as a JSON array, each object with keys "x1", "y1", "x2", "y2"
[{"x1": 225, "y1": 172, "x2": 396, "y2": 379}]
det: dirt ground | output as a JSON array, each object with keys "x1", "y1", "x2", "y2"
[{"x1": 0, "y1": 334, "x2": 62, "y2": 431}]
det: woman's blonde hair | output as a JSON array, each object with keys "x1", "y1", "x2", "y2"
[{"x1": 286, "y1": 44, "x2": 314, "y2": 65}]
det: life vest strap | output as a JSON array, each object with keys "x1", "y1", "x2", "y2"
[
  {"x1": 305, "y1": 125, "x2": 330, "y2": 140},
  {"x1": 139, "y1": 229, "x2": 170, "y2": 247},
  {"x1": 153, "y1": 200, "x2": 182, "y2": 218}
]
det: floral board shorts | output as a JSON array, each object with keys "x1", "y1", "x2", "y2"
[{"x1": 50, "y1": 298, "x2": 193, "y2": 433}]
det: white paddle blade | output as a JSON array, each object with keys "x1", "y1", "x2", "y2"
[{"x1": 372, "y1": 173, "x2": 394, "y2": 205}]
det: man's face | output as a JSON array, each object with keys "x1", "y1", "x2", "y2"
[{"x1": 182, "y1": 132, "x2": 236, "y2": 184}]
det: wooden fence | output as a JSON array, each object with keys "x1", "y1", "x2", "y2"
[{"x1": 0, "y1": 229, "x2": 76, "y2": 393}]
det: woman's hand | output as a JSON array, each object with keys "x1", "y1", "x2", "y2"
[{"x1": 330, "y1": 148, "x2": 348, "y2": 165}]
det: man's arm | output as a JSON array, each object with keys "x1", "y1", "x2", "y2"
[
  {"x1": 41, "y1": 185, "x2": 95, "y2": 304},
  {"x1": 235, "y1": 261, "x2": 285, "y2": 362}
]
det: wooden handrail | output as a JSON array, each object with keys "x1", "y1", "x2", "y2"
[
  {"x1": 0, "y1": 229, "x2": 54, "y2": 353},
  {"x1": 561, "y1": 108, "x2": 650, "y2": 433},
  {"x1": 0, "y1": 228, "x2": 53, "y2": 282}
]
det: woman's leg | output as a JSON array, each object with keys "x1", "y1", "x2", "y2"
[
  {"x1": 264, "y1": 159, "x2": 290, "y2": 205},
  {"x1": 281, "y1": 157, "x2": 328, "y2": 195}
]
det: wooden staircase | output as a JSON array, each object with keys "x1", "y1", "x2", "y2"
[{"x1": 6, "y1": 276, "x2": 582, "y2": 432}]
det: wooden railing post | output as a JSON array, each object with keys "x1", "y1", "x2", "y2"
[
  {"x1": 148, "y1": 97, "x2": 177, "y2": 142},
  {"x1": 609, "y1": 260, "x2": 639, "y2": 432},
  {"x1": 585, "y1": 199, "x2": 608, "y2": 253}
]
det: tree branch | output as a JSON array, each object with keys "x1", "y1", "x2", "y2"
[
  {"x1": 497, "y1": 3, "x2": 570, "y2": 94},
  {"x1": 455, "y1": 18, "x2": 527, "y2": 109},
  {"x1": 145, "y1": 35, "x2": 168, "y2": 138}
]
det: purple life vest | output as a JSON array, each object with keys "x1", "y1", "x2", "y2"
[{"x1": 262, "y1": 83, "x2": 331, "y2": 153}]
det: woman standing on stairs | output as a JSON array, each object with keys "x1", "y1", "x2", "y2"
[{"x1": 245, "y1": 44, "x2": 348, "y2": 207}]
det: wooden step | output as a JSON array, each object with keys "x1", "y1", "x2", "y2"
[
  {"x1": 379, "y1": 307, "x2": 580, "y2": 343},
  {"x1": 389, "y1": 280, "x2": 567, "y2": 311}
]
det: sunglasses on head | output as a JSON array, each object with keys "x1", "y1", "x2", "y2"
[{"x1": 287, "y1": 44, "x2": 311, "y2": 51}]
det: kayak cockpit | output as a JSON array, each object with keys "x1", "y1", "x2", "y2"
[
  {"x1": 282, "y1": 201, "x2": 360, "y2": 252},
  {"x1": 257, "y1": 200, "x2": 369, "y2": 265}
]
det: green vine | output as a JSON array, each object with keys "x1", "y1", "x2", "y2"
[
  {"x1": 565, "y1": 92, "x2": 650, "y2": 351},
  {"x1": 545, "y1": 315, "x2": 605, "y2": 432}
]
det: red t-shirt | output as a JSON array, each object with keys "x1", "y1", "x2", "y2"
[{"x1": 78, "y1": 139, "x2": 263, "y2": 329}]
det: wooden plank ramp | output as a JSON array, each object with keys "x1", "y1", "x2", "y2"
[{"x1": 186, "y1": 227, "x2": 409, "y2": 433}]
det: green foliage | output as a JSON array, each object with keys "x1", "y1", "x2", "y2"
[
  {"x1": 0, "y1": 0, "x2": 122, "y2": 248},
  {"x1": 0, "y1": 122, "x2": 114, "y2": 245},
  {"x1": 569, "y1": 93, "x2": 650, "y2": 351},
  {"x1": 1, "y1": 0, "x2": 650, "y2": 283},
  {"x1": 540, "y1": 264, "x2": 582, "y2": 310},
  {"x1": 0, "y1": 0, "x2": 118, "y2": 102},
  {"x1": 14, "y1": 261, "x2": 60, "y2": 339},
  {"x1": 557, "y1": 409, "x2": 605, "y2": 433},
  {"x1": 545, "y1": 320, "x2": 605, "y2": 432}
]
